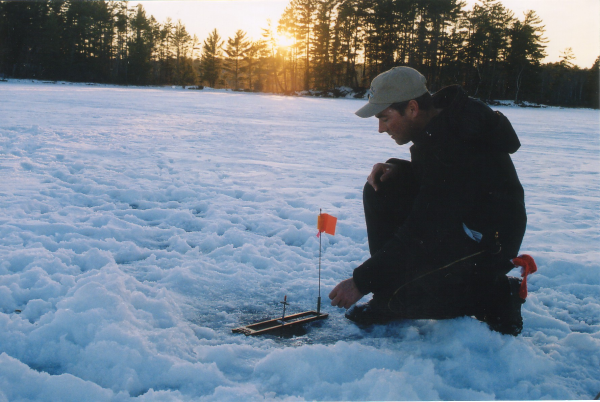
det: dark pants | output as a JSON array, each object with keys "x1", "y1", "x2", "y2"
[
  {"x1": 363, "y1": 160, "x2": 418, "y2": 257},
  {"x1": 362, "y1": 160, "x2": 509, "y2": 319}
]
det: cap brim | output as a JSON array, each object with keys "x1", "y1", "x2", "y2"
[{"x1": 355, "y1": 101, "x2": 391, "y2": 118}]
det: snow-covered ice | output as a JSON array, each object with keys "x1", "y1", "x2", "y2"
[{"x1": 0, "y1": 80, "x2": 598, "y2": 401}]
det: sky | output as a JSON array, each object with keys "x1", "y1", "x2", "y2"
[{"x1": 132, "y1": 0, "x2": 599, "y2": 68}]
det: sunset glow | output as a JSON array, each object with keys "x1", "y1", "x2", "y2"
[
  {"x1": 274, "y1": 33, "x2": 295, "y2": 49},
  {"x1": 132, "y1": 0, "x2": 598, "y2": 68}
]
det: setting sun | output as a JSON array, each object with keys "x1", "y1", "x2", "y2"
[{"x1": 274, "y1": 33, "x2": 295, "y2": 49}]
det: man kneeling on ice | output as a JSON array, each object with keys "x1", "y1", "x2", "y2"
[{"x1": 329, "y1": 67, "x2": 527, "y2": 335}]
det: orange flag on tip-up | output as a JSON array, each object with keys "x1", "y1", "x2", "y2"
[{"x1": 317, "y1": 213, "x2": 337, "y2": 236}]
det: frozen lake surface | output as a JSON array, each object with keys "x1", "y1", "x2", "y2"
[{"x1": 1, "y1": 80, "x2": 599, "y2": 400}]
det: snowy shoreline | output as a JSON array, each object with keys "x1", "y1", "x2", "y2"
[
  {"x1": 1, "y1": 81, "x2": 598, "y2": 400},
  {"x1": 3, "y1": 77, "x2": 591, "y2": 110}
]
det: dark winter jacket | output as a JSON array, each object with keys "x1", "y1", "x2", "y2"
[{"x1": 353, "y1": 85, "x2": 527, "y2": 296}]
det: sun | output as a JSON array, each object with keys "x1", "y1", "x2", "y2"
[{"x1": 275, "y1": 34, "x2": 295, "y2": 49}]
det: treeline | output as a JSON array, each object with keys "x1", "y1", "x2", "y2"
[
  {"x1": 275, "y1": 0, "x2": 598, "y2": 107},
  {"x1": 0, "y1": 1, "x2": 198, "y2": 86},
  {"x1": 0, "y1": 0, "x2": 597, "y2": 108},
  {"x1": 0, "y1": 0, "x2": 278, "y2": 90}
]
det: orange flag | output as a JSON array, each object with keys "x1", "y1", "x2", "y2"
[{"x1": 317, "y1": 213, "x2": 337, "y2": 236}]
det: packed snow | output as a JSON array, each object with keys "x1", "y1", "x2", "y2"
[{"x1": 0, "y1": 80, "x2": 598, "y2": 401}]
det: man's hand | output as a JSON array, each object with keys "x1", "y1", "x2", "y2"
[
  {"x1": 329, "y1": 278, "x2": 364, "y2": 309},
  {"x1": 367, "y1": 163, "x2": 398, "y2": 191}
]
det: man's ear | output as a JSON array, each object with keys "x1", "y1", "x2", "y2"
[{"x1": 407, "y1": 99, "x2": 419, "y2": 118}]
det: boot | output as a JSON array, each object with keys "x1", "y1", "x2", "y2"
[
  {"x1": 480, "y1": 276, "x2": 525, "y2": 336},
  {"x1": 345, "y1": 297, "x2": 402, "y2": 326}
]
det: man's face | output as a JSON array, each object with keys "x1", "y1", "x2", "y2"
[{"x1": 375, "y1": 105, "x2": 417, "y2": 145}]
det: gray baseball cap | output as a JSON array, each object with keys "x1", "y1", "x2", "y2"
[{"x1": 355, "y1": 67, "x2": 428, "y2": 118}]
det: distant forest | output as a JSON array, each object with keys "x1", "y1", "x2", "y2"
[{"x1": 1, "y1": 0, "x2": 598, "y2": 108}]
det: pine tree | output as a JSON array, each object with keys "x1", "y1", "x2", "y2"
[
  {"x1": 463, "y1": 0, "x2": 513, "y2": 99},
  {"x1": 224, "y1": 29, "x2": 250, "y2": 90},
  {"x1": 506, "y1": 10, "x2": 546, "y2": 102},
  {"x1": 312, "y1": 0, "x2": 336, "y2": 90},
  {"x1": 128, "y1": 4, "x2": 154, "y2": 85},
  {"x1": 112, "y1": 1, "x2": 133, "y2": 83},
  {"x1": 330, "y1": 0, "x2": 363, "y2": 88},
  {"x1": 559, "y1": 47, "x2": 576, "y2": 69},
  {"x1": 538, "y1": 50, "x2": 590, "y2": 107},
  {"x1": 261, "y1": 20, "x2": 284, "y2": 92},
  {"x1": 173, "y1": 20, "x2": 196, "y2": 87},
  {"x1": 244, "y1": 40, "x2": 266, "y2": 91},
  {"x1": 199, "y1": 28, "x2": 224, "y2": 88},
  {"x1": 280, "y1": 0, "x2": 317, "y2": 90},
  {"x1": 583, "y1": 56, "x2": 599, "y2": 108},
  {"x1": 158, "y1": 18, "x2": 175, "y2": 84},
  {"x1": 415, "y1": 0, "x2": 464, "y2": 91},
  {"x1": 148, "y1": 15, "x2": 162, "y2": 84},
  {"x1": 278, "y1": 7, "x2": 300, "y2": 91},
  {"x1": 364, "y1": 0, "x2": 401, "y2": 78},
  {"x1": 0, "y1": 1, "x2": 52, "y2": 79}
]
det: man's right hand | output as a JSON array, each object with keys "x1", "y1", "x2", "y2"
[
  {"x1": 367, "y1": 163, "x2": 398, "y2": 191},
  {"x1": 329, "y1": 278, "x2": 364, "y2": 309}
]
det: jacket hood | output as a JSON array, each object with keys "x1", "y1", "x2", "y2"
[{"x1": 431, "y1": 85, "x2": 521, "y2": 154}]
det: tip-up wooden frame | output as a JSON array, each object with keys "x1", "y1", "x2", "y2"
[{"x1": 232, "y1": 311, "x2": 328, "y2": 336}]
